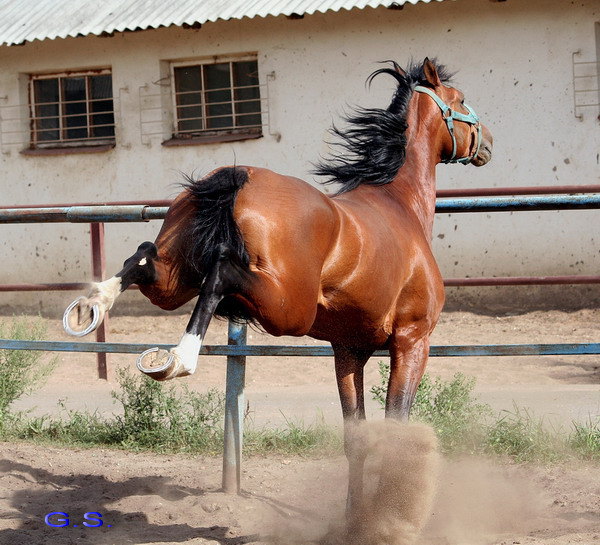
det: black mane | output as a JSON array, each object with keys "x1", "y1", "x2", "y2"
[{"x1": 313, "y1": 59, "x2": 452, "y2": 195}]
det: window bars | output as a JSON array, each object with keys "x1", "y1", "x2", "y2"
[
  {"x1": 172, "y1": 59, "x2": 263, "y2": 139},
  {"x1": 571, "y1": 50, "x2": 599, "y2": 121},
  {"x1": 138, "y1": 63, "x2": 274, "y2": 147},
  {"x1": 29, "y1": 70, "x2": 116, "y2": 147},
  {"x1": 0, "y1": 60, "x2": 272, "y2": 152}
]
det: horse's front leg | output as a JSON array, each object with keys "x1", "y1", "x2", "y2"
[
  {"x1": 333, "y1": 345, "x2": 372, "y2": 521},
  {"x1": 385, "y1": 335, "x2": 430, "y2": 420}
]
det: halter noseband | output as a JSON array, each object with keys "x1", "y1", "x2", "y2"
[{"x1": 414, "y1": 85, "x2": 482, "y2": 165}]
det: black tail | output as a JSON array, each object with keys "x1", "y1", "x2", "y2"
[
  {"x1": 183, "y1": 166, "x2": 250, "y2": 274},
  {"x1": 182, "y1": 166, "x2": 253, "y2": 322}
]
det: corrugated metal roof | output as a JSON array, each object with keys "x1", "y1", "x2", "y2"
[{"x1": 0, "y1": 0, "x2": 445, "y2": 47}]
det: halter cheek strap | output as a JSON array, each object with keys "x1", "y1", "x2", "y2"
[{"x1": 414, "y1": 85, "x2": 482, "y2": 165}]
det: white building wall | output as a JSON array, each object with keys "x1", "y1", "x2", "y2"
[{"x1": 0, "y1": 0, "x2": 599, "y2": 313}]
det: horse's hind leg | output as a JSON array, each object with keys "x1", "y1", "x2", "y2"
[
  {"x1": 333, "y1": 345, "x2": 373, "y2": 520},
  {"x1": 137, "y1": 243, "x2": 250, "y2": 381}
]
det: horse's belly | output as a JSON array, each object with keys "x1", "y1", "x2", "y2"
[{"x1": 308, "y1": 304, "x2": 391, "y2": 347}]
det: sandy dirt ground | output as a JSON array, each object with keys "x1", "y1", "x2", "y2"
[{"x1": 1, "y1": 308, "x2": 599, "y2": 544}]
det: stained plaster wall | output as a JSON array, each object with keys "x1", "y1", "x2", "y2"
[{"x1": 0, "y1": 0, "x2": 598, "y2": 314}]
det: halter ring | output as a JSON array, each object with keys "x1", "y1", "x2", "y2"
[{"x1": 63, "y1": 297, "x2": 100, "y2": 337}]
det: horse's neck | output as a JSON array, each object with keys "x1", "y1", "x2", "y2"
[{"x1": 387, "y1": 129, "x2": 439, "y2": 239}]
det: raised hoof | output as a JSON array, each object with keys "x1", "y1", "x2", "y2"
[
  {"x1": 63, "y1": 297, "x2": 101, "y2": 337},
  {"x1": 136, "y1": 347, "x2": 190, "y2": 381}
]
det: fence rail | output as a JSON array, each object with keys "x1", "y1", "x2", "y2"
[
  {"x1": 2, "y1": 189, "x2": 599, "y2": 494},
  {"x1": 1, "y1": 338, "x2": 599, "y2": 357},
  {"x1": 2, "y1": 193, "x2": 600, "y2": 224}
]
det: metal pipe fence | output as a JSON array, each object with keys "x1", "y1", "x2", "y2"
[
  {"x1": 1, "y1": 191, "x2": 599, "y2": 493},
  {"x1": 1, "y1": 192, "x2": 600, "y2": 365},
  {"x1": 1, "y1": 338, "x2": 599, "y2": 358},
  {"x1": 2, "y1": 193, "x2": 600, "y2": 224},
  {"x1": 2, "y1": 192, "x2": 600, "y2": 297}
]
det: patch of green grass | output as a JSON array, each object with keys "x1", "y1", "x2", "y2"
[
  {"x1": 0, "y1": 318, "x2": 55, "y2": 429},
  {"x1": 110, "y1": 367, "x2": 225, "y2": 452},
  {"x1": 485, "y1": 406, "x2": 568, "y2": 463},
  {"x1": 569, "y1": 418, "x2": 600, "y2": 461},
  {"x1": 244, "y1": 413, "x2": 342, "y2": 456},
  {"x1": 371, "y1": 362, "x2": 489, "y2": 454},
  {"x1": 412, "y1": 373, "x2": 490, "y2": 454},
  {"x1": 5, "y1": 365, "x2": 340, "y2": 456},
  {"x1": 15, "y1": 405, "x2": 115, "y2": 447},
  {"x1": 371, "y1": 360, "x2": 599, "y2": 464}
]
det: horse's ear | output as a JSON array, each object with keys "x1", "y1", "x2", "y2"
[
  {"x1": 392, "y1": 61, "x2": 407, "y2": 77},
  {"x1": 423, "y1": 58, "x2": 442, "y2": 87}
]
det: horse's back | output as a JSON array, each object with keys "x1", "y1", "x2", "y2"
[{"x1": 234, "y1": 166, "x2": 339, "y2": 269}]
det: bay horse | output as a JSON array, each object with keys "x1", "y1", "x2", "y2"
[{"x1": 64, "y1": 58, "x2": 492, "y2": 517}]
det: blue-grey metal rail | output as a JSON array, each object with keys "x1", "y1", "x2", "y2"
[
  {"x1": 0, "y1": 205, "x2": 167, "y2": 223},
  {"x1": 1, "y1": 338, "x2": 599, "y2": 357},
  {"x1": 435, "y1": 193, "x2": 600, "y2": 213},
  {"x1": 1, "y1": 193, "x2": 600, "y2": 223}
]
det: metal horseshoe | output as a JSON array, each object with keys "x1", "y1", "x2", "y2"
[
  {"x1": 63, "y1": 297, "x2": 100, "y2": 337},
  {"x1": 136, "y1": 346, "x2": 175, "y2": 374}
]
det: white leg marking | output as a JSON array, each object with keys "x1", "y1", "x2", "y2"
[
  {"x1": 89, "y1": 276, "x2": 122, "y2": 311},
  {"x1": 170, "y1": 332, "x2": 202, "y2": 375}
]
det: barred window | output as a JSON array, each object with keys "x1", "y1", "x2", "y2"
[
  {"x1": 30, "y1": 70, "x2": 115, "y2": 148},
  {"x1": 172, "y1": 57, "x2": 262, "y2": 142}
]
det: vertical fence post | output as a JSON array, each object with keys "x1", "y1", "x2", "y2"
[
  {"x1": 222, "y1": 321, "x2": 247, "y2": 494},
  {"x1": 90, "y1": 222, "x2": 108, "y2": 380}
]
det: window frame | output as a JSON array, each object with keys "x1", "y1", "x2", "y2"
[
  {"x1": 169, "y1": 54, "x2": 263, "y2": 144},
  {"x1": 28, "y1": 68, "x2": 116, "y2": 150}
]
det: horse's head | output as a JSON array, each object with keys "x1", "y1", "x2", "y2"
[
  {"x1": 414, "y1": 58, "x2": 493, "y2": 167},
  {"x1": 63, "y1": 191, "x2": 199, "y2": 336}
]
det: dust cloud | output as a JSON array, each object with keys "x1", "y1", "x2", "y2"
[
  {"x1": 265, "y1": 420, "x2": 547, "y2": 545},
  {"x1": 426, "y1": 457, "x2": 545, "y2": 544},
  {"x1": 346, "y1": 420, "x2": 441, "y2": 545},
  {"x1": 265, "y1": 420, "x2": 440, "y2": 545}
]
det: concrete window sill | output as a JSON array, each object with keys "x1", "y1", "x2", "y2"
[
  {"x1": 20, "y1": 144, "x2": 115, "y2": 157},
  {"x1": 162, "y1": 132, "x2": 262, "y2": 147}
]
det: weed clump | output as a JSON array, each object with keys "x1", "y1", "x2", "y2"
[
  {"x1": 111, "y1": 367, "x2": 224, "y2": 452},
  {"x1": 0, "y1": 318, "x2": 55, "y2": 430},
  {"x1": 486, "y1": 406, "x2": 567, "y2": 463},
  {"x1": 371, "y1": 361, "x2": 599, "y2": 463},
  {"x1": 371, "y1": 362, "x2": 488, "y2": 454},
  {"x1": 17, "y1": 368, "x2": 226, "y2": 453},
  {"x1": 244, "y1": 413, "x2": 341, "y2": 456},
  {"x1": 569, "y1": 418, "x2": 600, "y2": 461}
]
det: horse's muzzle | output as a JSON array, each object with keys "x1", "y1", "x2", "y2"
[
  {"x1": 471, "y1": 125, "x2": 493, "y2": 167},
  {"x1": 471, "y1": 143, "x2": 492, "y2": 167}
]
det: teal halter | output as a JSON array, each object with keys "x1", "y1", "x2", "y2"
[{"x1": 414, "y1": 85, "x2": 482, "y2": 165}]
